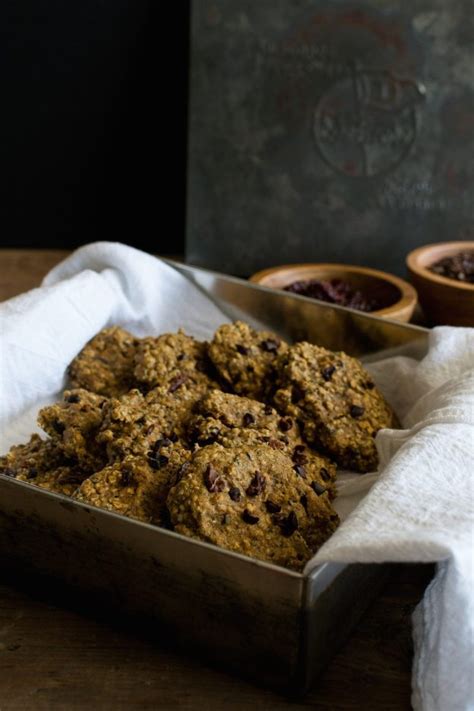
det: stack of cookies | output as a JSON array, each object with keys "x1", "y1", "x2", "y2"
[{"x1": 0, "y1": 321, "x2": 396, "y2": 571}]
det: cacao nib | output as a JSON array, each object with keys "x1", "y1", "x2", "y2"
[
  {"x1": 204, "y1": 464, "x2": 225, "y2": 493},
  {"x1": 242, "y1": 509, "x2": 259, "y2": 525},
  {"x1": 246, "y1": 472, "x2": 266, "y2": 497}
]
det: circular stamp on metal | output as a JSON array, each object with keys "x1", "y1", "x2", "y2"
[{"x1": 314, "y1": 67, "x2": 425, "y2": 178}]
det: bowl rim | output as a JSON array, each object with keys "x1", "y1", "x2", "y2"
[
  {"x1": 406, "y1": 241, "x2": 474, "y2": 292},
  {"x1": 249, "y1": 262, "x2": 418, "y2": 316}
]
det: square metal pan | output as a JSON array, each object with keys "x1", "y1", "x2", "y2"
[{"x1": 0, "y1": 261, "x2": 429, "y2": 694}]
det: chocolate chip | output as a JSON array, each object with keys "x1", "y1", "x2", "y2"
[
  {"x1": 265, "y1": 499, "x2": 281, "y2": 513},
  {"x1": 229, "y1": 486, "x2": 241, "y2": 502},
  {"x1": 278, "y1": 417, "x2": 293, "y2": 432},
  {"x1": 65, "y1": 393, "x2": 80, "y2": 404},
  {"x1": 242, "y1": 412, "x2": 255, "y2": 427},
  {"x1": 300, "y1": 495, "x2": 308, "y2": 511},
  {"x1": 222, "y1": 513, "x2": 229, "y2": 525},
  {"x1": 320, "y1": 467, "x2": 330, "y2": 482},
  {"x1": 120, "y1": 468, "x2": 134, "y2": 486},
  {"x1": 146, "y1": 424, "x2": 157, "y2": 435},
  {"x1": 322, "y1": 365, "x2": 336, "y2": 381},
  {"x1": 242, "y1": 509, "x2": 259, "y2": 525},
  {"x1": 177, "y1": 353, "x2": 185, "y2": 361},
  {"x1": 350, "y1": 405, "x2": 365, "y2": 418},
  {"x1": 264, "y1": 405, "x2": 274, "y2": 415},
  {"x1": 168, "y1": 374, "x2": 188, "y2": 393},
  {"x1": 27, "y1": 467, "x2": 38, "y2": 480},
  {"x1": 236, "y1": 344, "x2": 249, "y2": 355},
  {"x1": 204, "y1": 464, "x2": 225, "y2": 493},
  {"x1": 52, "y1": 420, "x2": 65, "y2": 435},
  {"x1": 294, "y1": 464, "x2": 306, "y2": 478},
  {"x1": 310, "y1": 481, "x2": 326, "y2": 496},
  {"x1": 168, "y1": 432, "x2": 179, "y2": 443},
  {"x1": 291, "y1": 384, "x2": 305, "y2": 403},
  {"x1": 246, "y1": 471, "x2": 266, "y2": 497},
  {"x1": 260, "y1": 338, "x2": 280, "y2": 353},
  {"x1": 364, "y1": 380, "x2": 375, "y2": 390},
  {"x1": 148, "y1": 452, "x2": 169, "y2": 470}
]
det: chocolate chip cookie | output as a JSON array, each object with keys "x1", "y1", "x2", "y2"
[
  {"x1": 38, "y1": 389, "x2": 108, "y2": 472},
  {"x1": 208, "y1": 321, "x2": 288, "y2": 400},
  {"x1": 68, "y1": 326, "x2": 138, "y2": 397},
  {"x1": 166, "y1": 443, "x2": 339, "y2": 571},
  {"x1": 0, "y1": 434, "x2": 88, "y2": 496},
  {"x1": 188, "y1": 390, "x2": 337, "y2": 497},
  {"x1": 274, "y1": 342, "x2": 397, "y2": 472}
]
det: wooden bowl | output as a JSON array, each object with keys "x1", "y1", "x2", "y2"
[
  {"x1": 249, "y1": 263, "x2": 418, "y2": 322},
  {"x1": 406, "y1": 241, "x2": 474, "y2": 326}
]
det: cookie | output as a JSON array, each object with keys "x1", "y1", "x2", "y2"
[
  {"x1": 167, "y1": 443, "x2": 339, "y2": 571},
  {"x1": 68, "y1": 326, "x2": 138, "y2": 397},
  {"x1": 273, "y1": 342, "x2": 397, "y2": 472},
  {"x1": 38, "y1": 389, "x2": 108, "y2": 472},
  {"x1": 75, "y1": 447, "x2": 189, "y2": 525},
  {"x1": 134, "y1": 330, "x2": 216, "y2": 391},
  {"x1": 0, "y1": 434, "x2": 88, "y2": 496},
  {"x1": 97, "y1": 381, "x2": 207, "y2": 461},
  {"x1": 189, "y1": 390, "x2": 337, "y2": 497},
  {"x1": 208, "y1": 321, "x2": 288, "y2": 400}
]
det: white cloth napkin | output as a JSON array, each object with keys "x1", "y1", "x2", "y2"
[{"x1": 0, "y1": 242, "x2": 473, "y2": 711}]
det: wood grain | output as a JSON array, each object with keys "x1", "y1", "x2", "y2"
[{"x1": 0, "y1": 249, "x2": 434, "y2": 710}]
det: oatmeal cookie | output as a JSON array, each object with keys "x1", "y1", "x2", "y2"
[
  {"x1": 75, "y1": 447, "x2": 189, "y2": 525},
  {"x1": 167, "y1": 443, "x2": 339, "y2": 571},
  {"x1": 97, "y1": 381, "x2": 207, "y2": 461},
  {"x1": 38, "y1": 389, "x2": 108, "y2": 472},
  {"x1": 68, "y1": 326, "x2": 138, "y2": 397},
  {"x1": 0, "y1": 434, "x2": 87, "y2": 496},
  {"x1": 208, "y1": 321, "x2": 288, "y2": 399},
  {"x1": 273, "y1": 342, "x2": 397, "y2": 472},
  {"x1": 134, "y1": 330, "x2": 217, "y2": 391},
  {"x1": 188, "y1": 390, "x2": 337, "y2": 497}
]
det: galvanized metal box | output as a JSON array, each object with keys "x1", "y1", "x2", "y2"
[{"x1": 0, "y1": 262, "x2": 428, "y2": 693}]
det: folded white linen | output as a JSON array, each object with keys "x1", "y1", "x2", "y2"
[{"x1": 0, "y1": 242, "x2": 472, "y2": 711}]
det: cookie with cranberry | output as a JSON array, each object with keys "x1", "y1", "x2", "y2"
[
  {"x1": 274, "y1": 342, "x2": 397, "y2": 472},
  {"x1": 188, "y1": 390, "x2": 337, "y2": 497},
  {"x1": 134, "y1": 330, "x2": 217, "y2": 392},
  {"x1": 166, "y1": 443, "x2": 339, "y2": 571},
  {"x1": 38, "y1": 389, "x2": 108, "y2": 472},
  {"x1": 0, "y1": 434, "x2": 88, "y2": 496},
  {"x1": 68, "y1": 326, "x2": 139, "y2": 397},
  {"x1": 75, "y1": 450, "x2": 188, "y2": 526},
  {"x1": 208, "y1": 321, "x2": 288, "y2": 400}
]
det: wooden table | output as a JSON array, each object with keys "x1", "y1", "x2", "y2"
[{"x1": 0, "y1": 250, "x2": 434, "y2": 710}]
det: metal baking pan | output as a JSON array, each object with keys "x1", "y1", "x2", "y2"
[{"x1": 0, "y1": 261, "x2": 429, "y2": 694}]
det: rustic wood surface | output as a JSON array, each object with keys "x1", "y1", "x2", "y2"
[{"x1": 0, "y1": 249, "x2": 434, "y2": 710}]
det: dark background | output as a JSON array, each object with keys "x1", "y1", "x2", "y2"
[{"x1": 1, "y1": 1, "x2": 190, "y2": 253}]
